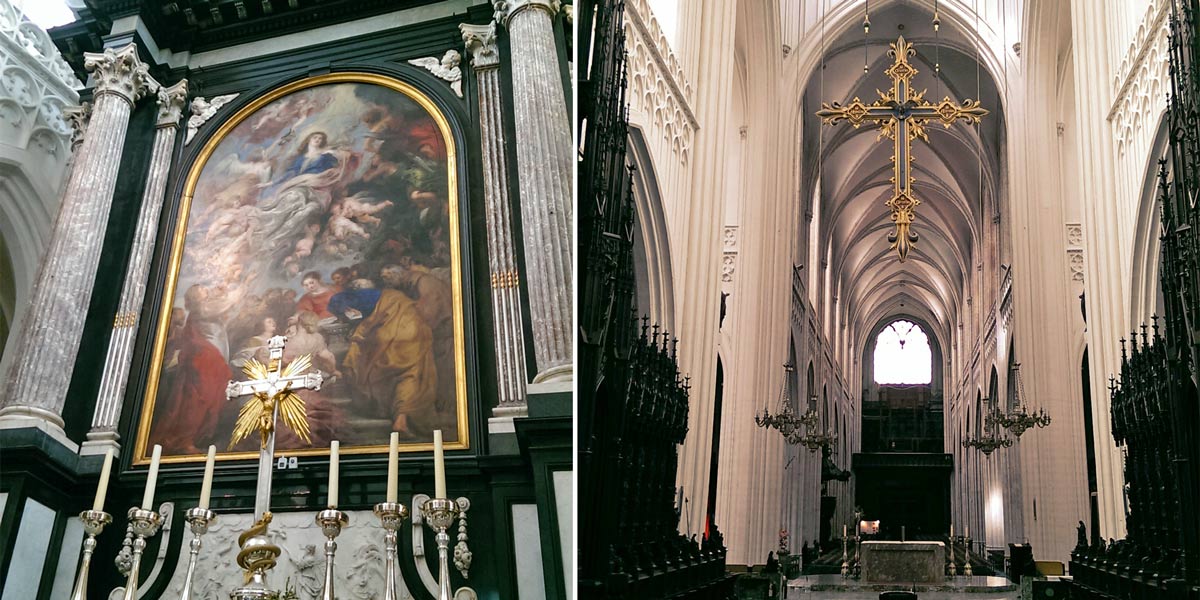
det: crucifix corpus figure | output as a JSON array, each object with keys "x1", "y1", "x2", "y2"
[
  {"x1": 224, "y1": 335, "x2": 322, "y2": 594},
  {"x1": 817, "y1": 35, "x2": 988, "y2": 261}
]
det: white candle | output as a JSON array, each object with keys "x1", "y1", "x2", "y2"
[
  {"x1": 198, "y1": 445, "x2": 216, "y2": 510},
  {"x1": 950, "y1": 524, "x2": 954, "y2": 538},
  {"x1": 142, "y1": 444, "x2": 162, "y2": 510},
  {"x1": 328, "y1": 441, "x2": 340, "y2": 508},
  {"x1": 966, "y1": 525, "x2": 970, "y2": 538},
  {"x1": 843, "y1": 524, "x2": 847, "y2": 538},
  {"x1": 433, "y1": 430, "x2": 446, "y2": 499},
  {"x1": 387, "y1": 432, "x2": 399, "y2": 503},
  {"x1": 92, "y1": 448, "x2": 114, "y2": 512}
]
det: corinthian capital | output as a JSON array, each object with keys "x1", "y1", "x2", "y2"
[
  {"x1": 156, "y1": 80, "x2": 190, "y2": 128},
  {"x1": 83, "y1": 44, "x2": 152, "y2": 105},
  {"x1": 460, "y1": 22, "x2": 500, "y2": 70},
  {"x1": 493, "y1": 0, "x2": 560, "y2": 27}
]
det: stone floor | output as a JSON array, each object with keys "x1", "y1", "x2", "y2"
[
  {"x1": 785, "y1": 574, "x2": 1019, "y2": 599},
  {"x1": 783, "y1": 592, "x2": 1017, "y2": 599}
]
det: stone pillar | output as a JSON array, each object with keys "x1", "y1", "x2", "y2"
[
  {"x1": 461, "y1": 21, "x2": 530, "y2": 433},
  {"x1": 80, "y1": 80, "x2": 187, "y2": 456},
  {"x1": 493, "y1": 0, "x2": 573, "y2": 384},
  {"x1": 0, "y1": 44, "x2": 151, "y2": 445}
]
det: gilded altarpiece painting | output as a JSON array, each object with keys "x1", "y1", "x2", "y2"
[{"x1": 134, "y1": 73, "x2": 469, "y2": 463}]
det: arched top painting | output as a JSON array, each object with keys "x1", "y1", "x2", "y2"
[{"x1": 135, "y1": 73, "x2": 467, "y2": 464}]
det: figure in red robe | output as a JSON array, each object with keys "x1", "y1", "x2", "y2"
[{"x1": 151, "y1": 284, "x2": 233, "y2": 455}]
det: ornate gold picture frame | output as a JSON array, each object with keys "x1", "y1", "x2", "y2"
[{"x1": 133, "y1": 72, "x2": 469, "y2": 464}]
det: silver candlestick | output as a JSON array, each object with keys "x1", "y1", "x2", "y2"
[
  {"x1": 374, "y1": 502, "x2": 409, "y2": 600},
  {"x1": 963, "y1": 536, "x2": 973, "y2": 576},
  {"x1": 178, "y1": 508, "x2": 216, "y2": 600},
  {"x1": 68, "y1": 510, "x2": 111, "y2": 600},
  {"x1": 840, "y1": 532, "x2": 849, "y2": 577},
  {"x1": 316, "y1": 508, "x2": 348, "y2": 600},
  {"x1": 948, "y1": 536, "x2": 957, "y2": 576},
  {"x1": 121, "y1": 508, "x2": 162, "y2": 600},
  {"x1": 421, "y1": 498, "x2": 460, "y2": 600}
]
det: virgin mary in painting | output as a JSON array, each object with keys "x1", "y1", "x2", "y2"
[{"x1": 140, "y1": 76, "x2": 465, "y2": 461}]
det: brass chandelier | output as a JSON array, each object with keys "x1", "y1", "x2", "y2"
[
  {"x1": 994, "y1": 363, "x2": 1051, "y2": 437},
  {"x1": 962, "y1": 404, "x2": 1013, "y2": 456},
  {"x1": 755, "y1": 364, "x2": 837, "y2": 451}
]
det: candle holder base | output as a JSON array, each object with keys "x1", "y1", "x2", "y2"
[
  {"x1": 120, "y1": 508, "x2": 163, "y2": 600},
  {"x1": 422, "y1": 498, "x2": 461, "y2": 600},
  {"x1": 316, "y1": 509, "x2": 348, "y2": 600},
  {"x1": 230, "y1": 512, "x2": 282, "y2": 600},
  {"x1": 178, "y1": 508, "x2": 216, "y2": 600},
  {"x1": 375, "y1": 502, "x2": 409, "y2": 600},
  {"x1": 68, "y1": 510, "x2": 111, "y2": 600}
]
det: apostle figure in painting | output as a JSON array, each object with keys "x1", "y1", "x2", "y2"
[
  {"x1": 231, "y1": 316, "x2": 276, "y2": 369},
  {"x1": 383, "y1": 262, "x2": 455, "y2": 408},
  {"x1": 328, "y1": 278, "x2": 382, "y2": 323},
  {"x1": 285, "y1": 310, "x2": 340, "y2": 377},
  {"x1": 152, "y1": 284, "x2": 235, "y2": 454},
  {"x1": 342, "y1": 268, "x2": 436, "y2": 441},
  {"x1": 295, "y1": 270, "x2": 336, "y2": 318}
]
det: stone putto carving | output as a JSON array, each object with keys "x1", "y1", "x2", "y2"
[
  {"x1": 408, "y1": 51, "x2": 464, "y2": 98},
  {"x1": 185, "y1": 93, "x2": 239, "y2": 144},
  {"x1": 83, "y1": 45, "x2": 152, "y2": 105},
  {"x1": 461, "y1": 22, "x2": 499, "y2": 70}
]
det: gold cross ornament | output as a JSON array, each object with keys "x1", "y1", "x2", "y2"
[{"x1": 817, "y1": 36, "x2": 988, "y2": 261}]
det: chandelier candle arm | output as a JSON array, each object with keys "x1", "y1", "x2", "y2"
[
  {"x1": 68, "y1": 510, "x2": 111, "y2": 600},
  {"x1": 816, "y1": 36, "x2": 988, "y2": 261}
]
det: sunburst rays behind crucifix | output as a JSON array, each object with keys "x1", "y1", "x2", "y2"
[{"x1": 817, "y1": 36, "x2": 988, "y2": 261}]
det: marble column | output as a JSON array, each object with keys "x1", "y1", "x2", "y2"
[
  {"x1": 81, "y1": 80, "x2": 187, "y2": 456},
  {"x1": 0, "y1": 44, "x2": 152, "y2": 444},
  {"x1": 493, "y1": 0, "x2": 573, "y2": 384},
  {"x1": 462, "y1": 22, "x2": 529, "y2": 419}
]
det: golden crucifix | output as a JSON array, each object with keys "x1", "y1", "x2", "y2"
[
  {"x1": 225, "y1": 335, "x2": 322, "y2": 520},
  {"x1": 817, "y1": 36, "x2": 988, "y2": 261}
]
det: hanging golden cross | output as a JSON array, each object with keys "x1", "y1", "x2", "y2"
[{"x1": 817, "y1": 36, "x2": 988, "y2": 261}]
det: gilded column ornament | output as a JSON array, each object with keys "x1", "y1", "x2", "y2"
[
  {"x1": 83, "y1": 79, "x2": 189, "y2": 455},
  {"x1": 491, "y1": 0, "x2": 573, "y2": 383},
  {"x1": 462, "y1": 20, "x2": 529, "y2": 412},
  {"x1": 0, "y1": 42, "x2": 152, "y2": 439}
]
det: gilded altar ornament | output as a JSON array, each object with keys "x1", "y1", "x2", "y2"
[
  {"x1": 817, "y1": 36, "x2": 988, "y2": 261},
  {"x1": 228, "y1": 352, "x2": 316, "y2": 449}
]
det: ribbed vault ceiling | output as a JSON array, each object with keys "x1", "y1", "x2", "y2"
[{"x1": 802, "y1": 2, "x2": 1005, "y2": 356}]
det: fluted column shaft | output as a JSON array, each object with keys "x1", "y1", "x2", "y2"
[
  {"x1": 462, "y1": 22, "x2": 528, "y2": 412},
  {"x1": 0, "y1": 44, "x2": 151, "y2": 435},
  {"x1": 83, "y1": 81, "x2": 187, "y2": 453},
  {"x1": 494, "y1": 0, "x2": 572, "y2": 383}
]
